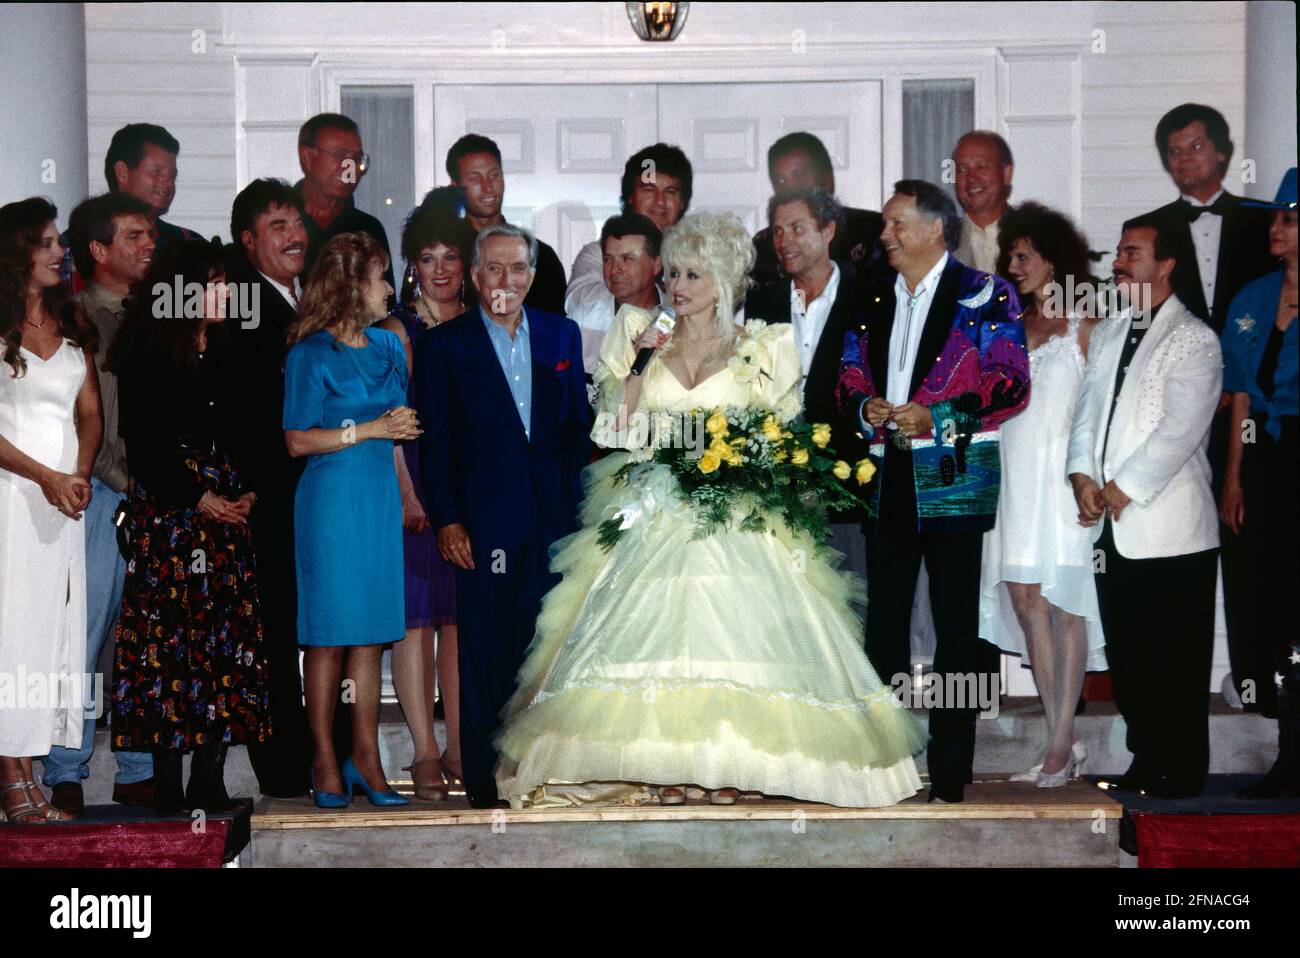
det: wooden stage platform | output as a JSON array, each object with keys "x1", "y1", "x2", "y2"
[{"x1": 246, "y1": 777, "x2": 1125, "y2": 867}]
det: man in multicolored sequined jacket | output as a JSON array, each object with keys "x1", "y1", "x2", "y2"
[
  {"x1": 836, "y1": 189, "x2": 1030, "y2": 534},
  {"x1": 833, "y1": 179, "x2": 1029, "y2": 804}
]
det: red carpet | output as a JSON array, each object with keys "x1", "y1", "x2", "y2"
[
  {"x1": 0, "y1": 803, "x2": 249, "y2": 868},
  {"x1": 1134, "y1": 812, "x2": 1300, "y2": 867}
]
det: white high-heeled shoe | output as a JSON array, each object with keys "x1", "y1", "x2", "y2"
[
  {"x1": 1036, "y1": 742, "x2": 1088, "y2": 788},
  {"x1": 1012, "y1": 741, "x2": 1085, "y2": 783}
]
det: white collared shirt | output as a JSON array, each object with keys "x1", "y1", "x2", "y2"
[
  {"x1": 258, "y1": 270, "x2": 301, "y2": 309},
  {"x1": 570, "y1": 285, "x2": 670, "y2": 381},
  {"x1": 789, "y1": 261, "x2": 841, "y2": 381},
  {"x1": 1181, "y1": 188, "x2": 1225, "y2": 311},
  {"x1": 886, "y1": 252, "x2": 949, "y2": 408},
  {"x1": 955, "y1": 216, "x2": 1000, "y2": 273}
]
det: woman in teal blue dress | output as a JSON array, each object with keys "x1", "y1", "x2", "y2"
[{"x1": 284, "y1": 232, "x2": 420, "y2": 808}]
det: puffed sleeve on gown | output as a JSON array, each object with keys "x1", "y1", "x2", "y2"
[
  {"x1": 751, "y1": 321, "x2": 804, "y2": 419},
  {"x1": 591, "y1": 304, "x2": 658, "y2": 449}
]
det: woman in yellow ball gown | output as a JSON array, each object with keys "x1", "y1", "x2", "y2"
[{"x1": 494, "y1": 213, "x2": 925, "y2": 808}]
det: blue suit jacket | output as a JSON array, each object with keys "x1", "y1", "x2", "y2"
[{"x1": 414, "y1": 308, "x2": 591, "y2": 555}]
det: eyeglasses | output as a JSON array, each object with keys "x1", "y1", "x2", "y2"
[{"x1": 308, "y1": 145, "x2": 370, "y2": 174}]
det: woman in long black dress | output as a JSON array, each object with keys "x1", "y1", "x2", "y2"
[
  {"x1": 108, "y1": 239, "x2": 271, "y2": 812},
  {"x1": 1219, "y1": 169, "x2": 1299, "y2": 799}
]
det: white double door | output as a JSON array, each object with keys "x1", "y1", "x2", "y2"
[{"x1": 430, "y1": 81, "x2": 883, "y2": 272}]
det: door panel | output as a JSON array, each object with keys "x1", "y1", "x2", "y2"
[
  {"x1": 433, "y1": 85, "x2": 658, "y2": 270},
  {"x1": 656, "y1": 81, "x2": 884, "y2": 235}
]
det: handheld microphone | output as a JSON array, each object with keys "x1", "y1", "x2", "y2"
[{"x1": 630, "y1": 305, "x2": 676, "y2": 377}]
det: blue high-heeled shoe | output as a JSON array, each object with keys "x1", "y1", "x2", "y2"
[
  {"x1": 310, "y1": 767, "x2": 349, "y2": 809},
  {"x1": 341, "y1": 757, "x2": 409, "y2": 807}
]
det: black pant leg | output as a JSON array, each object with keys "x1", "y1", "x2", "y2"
[
  {"x1": 1257, "y1": 423, "x2": 1300, "y2": 778},
  {"x1": 1094, "y1": 520, "x2": 1148, "y2": 771},
  {"x1": 863, "y1": 530, "x2": 923, "y2": 689},
  {"x1": 1145, "y1": 548, "x2": 1218, "y2": 791},
  {"x1": 245, "y1": 493, "x2": 312, "y2": 794},
  {"x1": 922, "y1": 531, "x2": 992, "y2": 789},
  {"x1": 454, "y1": 541, "x2": 520, "y2": 804},
  {"x1": 503, "y1": 525, "x2": 557, "y2": 718}
]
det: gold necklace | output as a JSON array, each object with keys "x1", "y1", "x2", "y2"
[{"x1": 415, "y1": 295, "x2": 460, "y2": 328}]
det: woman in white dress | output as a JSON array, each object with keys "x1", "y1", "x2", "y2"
[
  {"x1": 495, "y1": 212, "x2": 925, "y2": 808},
  {"x1": 979, "y1": 202, "x2": 1106, "y2": 787},
  {"x1": 0, "y1": 199, "x2": 102, "y2": 822}
]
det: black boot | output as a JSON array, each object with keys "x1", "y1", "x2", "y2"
[
  {"x1": 152, "y1": 749, "x2": 184, "y2": 815},
  {"x1": 185, "y1": 743, "x2": 241, "y2": 813}
]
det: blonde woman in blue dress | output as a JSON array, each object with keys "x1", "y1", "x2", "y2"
[{"x1": 495, "y1": 212, "x2": 925, "y2": 808}]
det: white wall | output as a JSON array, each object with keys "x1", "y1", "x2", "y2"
[
  {"x1": 1081, "y1": 1, "x2": 1247, "y2": 256},
  {"x1": 85, "y1": 2, "x2": 233, "y2": 240},
  {"x1": 1244, "y1": 0, "x2": 1297, "y2": 201},
  {"x1": 84, "y1": 2, "x2": 1251, "y2": 252}
]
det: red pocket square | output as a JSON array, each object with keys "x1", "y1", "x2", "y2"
[{"x1": 555, "y1": 359, "x2": 571, "y2": 371}]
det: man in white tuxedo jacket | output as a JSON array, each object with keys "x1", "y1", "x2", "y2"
[{"x1": 1067, "y1": 214, "x2": 1222, "y2": 799}]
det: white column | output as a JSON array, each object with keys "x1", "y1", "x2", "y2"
[
  {"x1": 1245, "y1": 0, "x2": 1297, "y2": 199},
  {"x1": 0, "y1": 3, "x2": 88, "y2": 213}
]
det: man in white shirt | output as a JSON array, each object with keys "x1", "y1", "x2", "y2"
[
  {"x1": 745, "y1": 187, "x2": 866, "y2": 571},
  {"x1": 1067, "y1": 214, "x2": 1222, "y2": 798},
  {"x1": 837, "y1": 180, "x2": 1030, "y2": 804},
  {"x1": 952, "y1": 131, "x2": 1014, "y2": 273},
  {"x1": 565, "y1": 143, "x2": 692, "y2": 317},
  {"x1": 1140, "y1": 103, "x2": 1273, "y2": 333},
  {"x1": 569, "y1": 213, "x2": 665, "y2": 402}
]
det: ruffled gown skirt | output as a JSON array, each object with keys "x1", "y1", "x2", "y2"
[{"x1": 495, "y1": 454, "x2": 927, "y2": 808}]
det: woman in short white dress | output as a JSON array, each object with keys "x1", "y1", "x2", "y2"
[
  {"x1": 0, "y1": 198, "x2": 101, "y2": 822},
  {"x1": 979, "y1": 202, "x2": 1106, "y2": 787}
]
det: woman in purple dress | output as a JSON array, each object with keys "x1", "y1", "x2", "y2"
[{"x1": 379, "y1": 192, "x2": 474, "y2": 798}]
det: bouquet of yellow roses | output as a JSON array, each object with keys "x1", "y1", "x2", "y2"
[{"x1": 597, "y1": 405, "x2": 876, "y2": 553}]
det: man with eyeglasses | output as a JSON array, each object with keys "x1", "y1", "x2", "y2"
[{"x1": 294, "y1": 112, "x2": 395, "y2": 292}]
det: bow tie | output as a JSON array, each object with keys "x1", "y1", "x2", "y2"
[{"x1": 1176, "y1": 195, "x2": 1229, "y2": 221}]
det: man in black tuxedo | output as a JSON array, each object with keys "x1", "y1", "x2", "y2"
[
  {"x1": 751, "y1": 132, "x2": 884, "y2": 288},
  {"x1": 745, "y1": 186, "x2": 868, "y2": 570},
  {"x1": 1142, "y1": 104, "x2": 1274, "y2": 333},
  {"x1": 1139, "y1": 104, "x2": 1275, "y2": 708},
  {"x1": 221, "y1": 177, "x2": 313, "y2": 798}
]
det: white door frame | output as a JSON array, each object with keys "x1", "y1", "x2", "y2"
[{"x1": 235, "y1": 38, "x2": 1102, "y2": 200}]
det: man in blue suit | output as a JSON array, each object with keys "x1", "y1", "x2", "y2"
[{"x1": 415, "y1": 223, "x2": 591, "y2": 807}]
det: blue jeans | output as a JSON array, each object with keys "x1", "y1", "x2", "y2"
[{"x1": 42, "y1": 478, "x2": 153, "y2": 786}]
